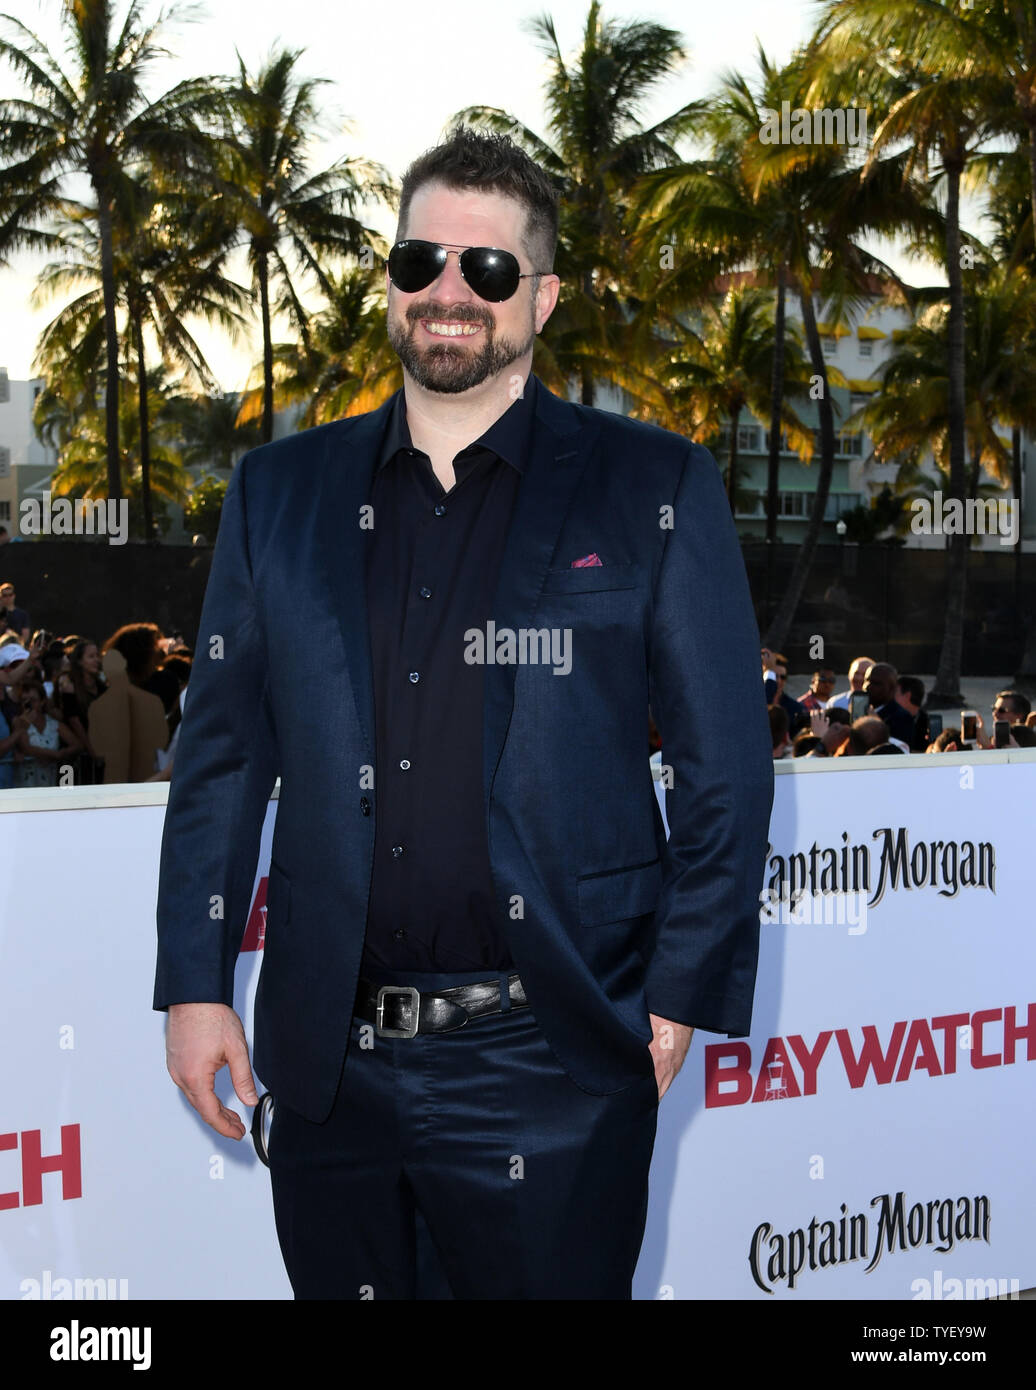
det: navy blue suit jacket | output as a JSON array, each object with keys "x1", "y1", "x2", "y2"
[{"x1": 153, "y1": 374, "x2": 774, "y2": 1123}]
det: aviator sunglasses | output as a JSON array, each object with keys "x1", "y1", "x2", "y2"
[{"x1": 387, "y1": 239, "x2": 551, "y2": 302}]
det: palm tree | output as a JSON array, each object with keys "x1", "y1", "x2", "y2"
[
  {"x1": 633, "y1": 45, "x2": 936, "y2": 647},
  {"x1": 851, "y1": 273, "x2": 1036, "y2": 505},
  {"x1": 49, "y1": 367, "x2": 193, "y2": 537},
  {"x1": 171, "y1": 391, "x2": 262, "y2": 473},
  {"x1": 809, "y1": 2, "x2": 1014, "y2": 701},
  {"x1": 33, "y1": 185, "x2": 249, "y2": 537},
  {"x1": 658, "y1": 286, "x2": 813, "y2": 509},
  {"x1": 236, "y1": 263, "x2": 401, "y2": 429},
  {"x1": 0, "y1": 0, "x2": 222, "y2": 501},
  {"x1": 451, "y1": 1, "x2": 705, "y2": 407},
  {"x1": 215, "y1": 47, "x2": 393, "y2": 443}
]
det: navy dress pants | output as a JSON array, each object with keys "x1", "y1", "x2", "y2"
[{"x1": 267, "y1": 967, "x2": 659, "y2": 1300}]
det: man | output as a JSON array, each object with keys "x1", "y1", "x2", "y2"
[
  {"x1": 825, "y1": 655, "x2": 875, "y2": 711},
  {"x1": 154, "y1": 129, "x2": 773, "y2": 1301},
  {"x1": 894, "y1": 675, "x2": 930, "y2": 752},
  {"x1": 862, "y1": 662, "x2": 916, "y2": 746},
  {"x1": 797, "y1": 668, "x2": 836, "y2": 712},
  {"x1": 837, "y1": 715, "x2": 890, "y2": 757},
  {"x1": 761, "y1": 649, "x2": 808, "y2": 735},
  {"x1": 975, "y1": 689, "x2": 1033, "y2": 748},
  {"x1": 0, "y1": 583, "x2": 30, "y2": 645}
]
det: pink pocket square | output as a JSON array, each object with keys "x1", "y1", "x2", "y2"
[{"x1": 571, "y1": 552, "x2": 603, "y2": 568}]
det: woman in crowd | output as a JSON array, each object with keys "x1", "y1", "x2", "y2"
[{"x1": 11, "y1": 675, "x2": 82, "y2": 788}]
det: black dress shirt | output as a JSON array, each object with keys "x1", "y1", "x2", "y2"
[{"x1": 361, "y1": 375, "x2": 536, "y2": 973}]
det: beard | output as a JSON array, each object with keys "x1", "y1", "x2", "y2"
[{"x1": 387, "y1": 298, "x2": 536, "y2": 393}]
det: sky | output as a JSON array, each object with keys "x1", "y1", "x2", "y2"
[{"x1": 0, "y1": 0, "x2": 961, "y2": 392}]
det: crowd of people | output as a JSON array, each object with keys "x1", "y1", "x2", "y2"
[
  {"x1": 0, "y1": 580, "x2": 192, "y2": 788},
  {"x1": 762, "y1": 649, "x2": 1036, "y2": 760},
  {"x1": 2, "y1": 575, "x2": 1034, "y2": 786}
]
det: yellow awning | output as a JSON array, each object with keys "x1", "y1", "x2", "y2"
[{"x1": 857, "y1": 326, "x2": 887, "y2": 340}]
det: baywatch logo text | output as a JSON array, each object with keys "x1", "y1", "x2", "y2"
[{"x1": 706, "y1": 1003, "x2": 1034, "y2": 1107}]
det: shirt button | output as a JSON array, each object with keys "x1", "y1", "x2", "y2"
[
  {"x1": 408, "y1": 671, "x2": 419, "y2": 683},
  {"x1": 419, "y1": 586, "x2": 432, "y2": 599},
  {"x1": 399, "y1": 759, "x2": 410, "y2": 770},
  {"x1": 394, "y1": 928, "x2": 406, "y2": 940},
  {"x1": 433, "y1": 502, "x2": 447, "y2": 516},
  {"x1": 391, "y1": 844, "x2": 404, "y2": 858}
]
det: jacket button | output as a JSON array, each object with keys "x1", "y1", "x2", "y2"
[{"x1": 360, "y1": 797, "x2": 371, "y2": 815}]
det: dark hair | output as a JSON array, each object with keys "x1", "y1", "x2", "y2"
[
  {"x1": 932, "y1": 729, "x2": 961, "y2": 752},
  {"x1": 996, "y1": 689, "x2": 1032, "y2": 720},
  {"x1": 101, "y1": 622, "x2": 162, "y2": 685},
  {"x1": 160, "y1": 653, "x2": 193, "y2": 687},
  {"x1": 792, "y1": 733, "x2": 823, "y2": 757},
  {"x1": 897, "y1": 675, "x2": 924, "y2": 706},
  {"x1": 866, "y1": 742, "x2": 905, "y2": 756},
  {"x1": 825, "y1": 706, "x2": 851, "y2": 726},
  {"x1": 768, "y1": 704, "x2": 789, "y2": 747},
  {"x1": 396, "y1": 127, "x2": 560, "y2": 278},
  {"x1": 69, "y1": 637, "x2": 104, "y2": 707}
]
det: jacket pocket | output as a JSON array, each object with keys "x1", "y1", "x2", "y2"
[
  {"x1": 576, "y1": 858, "x2": 662, "y2": 926},
  {"x1": 540, "y1": 562, "x2": 643, "y2": 594}
]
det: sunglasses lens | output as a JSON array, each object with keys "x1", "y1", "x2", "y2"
[
  {"x1": 460, "y1": 247, "x2": 521, "y2": 301},
  {"x1": 387, "y1": 241, "x2": 445, "y2": 293}
]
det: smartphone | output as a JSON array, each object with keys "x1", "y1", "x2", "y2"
[
  {"x1": 961, "y1": 710, "x2": 978, "y2": 742},
  {"x1": 849, "y1": 691, "x2": 870, "y2": 722},
  {"x1": 927, "y1": 713, "x2": 943, "y2": 741},
  {"x1": 994, "y1": 720, "x2": 1011, "y2": 749}
]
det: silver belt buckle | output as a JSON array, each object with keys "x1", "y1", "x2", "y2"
[{"x1": 375, "y1": 984, "x2": 421, "y2": 1038}]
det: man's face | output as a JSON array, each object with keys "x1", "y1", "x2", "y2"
[
  {"x1": 386, "y1": 182, "x2": 558, "y2": 395},
  {"x1": 812, "y1": 670, "x2": 835, "y2": 696},
  {"x1": 992, "y1": 698, "x2": 1021, "y2": 725},
  {"x1": 849, "y1": 659, "x2": 872, "y2": 691},
  {"x1": 0, "y1": 587, "x2": 13, "y2": 610},
  {"x1": 863, "y1": 667, "x2": 893, "y2": 707}
]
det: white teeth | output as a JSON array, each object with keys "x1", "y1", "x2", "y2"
[{"x1": 424, "y1": 321, "x2": 481, "y2": 337}]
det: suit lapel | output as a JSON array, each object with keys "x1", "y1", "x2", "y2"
[
  {"x1": 316, "y1": 397, "x2": 394, "y2": 767},
  {"x1": 481, "y1": 377, "x2": 602, "y2": 807}
]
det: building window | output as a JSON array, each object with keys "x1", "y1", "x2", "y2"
[
  {"x1": 859, "y1": 341, "x2": 872, "y2": 357},
  {"x1": 822, "y1": 337, "x2": 838, "y2": 357},
  {"x1": 0, "y1": 501, "x2": 9, "y2": 521}
]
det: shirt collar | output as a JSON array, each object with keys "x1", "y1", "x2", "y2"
[{"x1": 377, "y1": 371, "x2": 538, "y2": 475}]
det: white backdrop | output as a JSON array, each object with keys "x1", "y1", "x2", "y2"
[{"x1": 1, "y1": 752, "x2": 1033, "y2": 1301}]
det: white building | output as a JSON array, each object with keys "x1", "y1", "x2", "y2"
[{"x1": 0, "y1": 370, "x2": 58, "y2": 538}]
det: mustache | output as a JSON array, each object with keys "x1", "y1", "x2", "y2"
[{"x1": 406, "y1": 302, "x2": 493, "y2": 328}]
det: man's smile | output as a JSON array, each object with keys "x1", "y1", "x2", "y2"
[{"x1": 420, "y1": 319, "x2": 484, "y2": 338}]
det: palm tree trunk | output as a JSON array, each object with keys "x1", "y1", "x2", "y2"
[
  {"x1": 929, "y1": 152, "x2": 967, "y2": 706},
  {"x1": 258, "y1": 250, "x2": 275, "y2": 444},
  {"x1": 765, "y1": 263, "x2": 788, "y2": 629},
  {"x1": 95, "y1": 190, "x2": 123, "y2": 503},
  {"x1": 580, "y1": 268, "x2": 595, "y2": 407},
  {"x1": 763, "y1": 284, "x2": 835, "y2": 651},
  {"x1": 765, "y1": 264, "x2": 787, "y2": 546},
  {"x1": 133, "y1": 309, "x2": 154, "y2": 543},
  {"x1": 727, "y1": 405, "x2": 741, "y2": 511}
]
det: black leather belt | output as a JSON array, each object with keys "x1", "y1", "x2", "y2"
[{"x1": 355, "y1": 973, "x2": 528, "y2": 1038}]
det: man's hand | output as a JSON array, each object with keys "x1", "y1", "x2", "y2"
[
  {"x1": 166, "y1": 1002, "x2": 258, "y2": 1140},
  {"x1": 648, "y1": 1013, "x2": 694, "y2": 1100}
]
